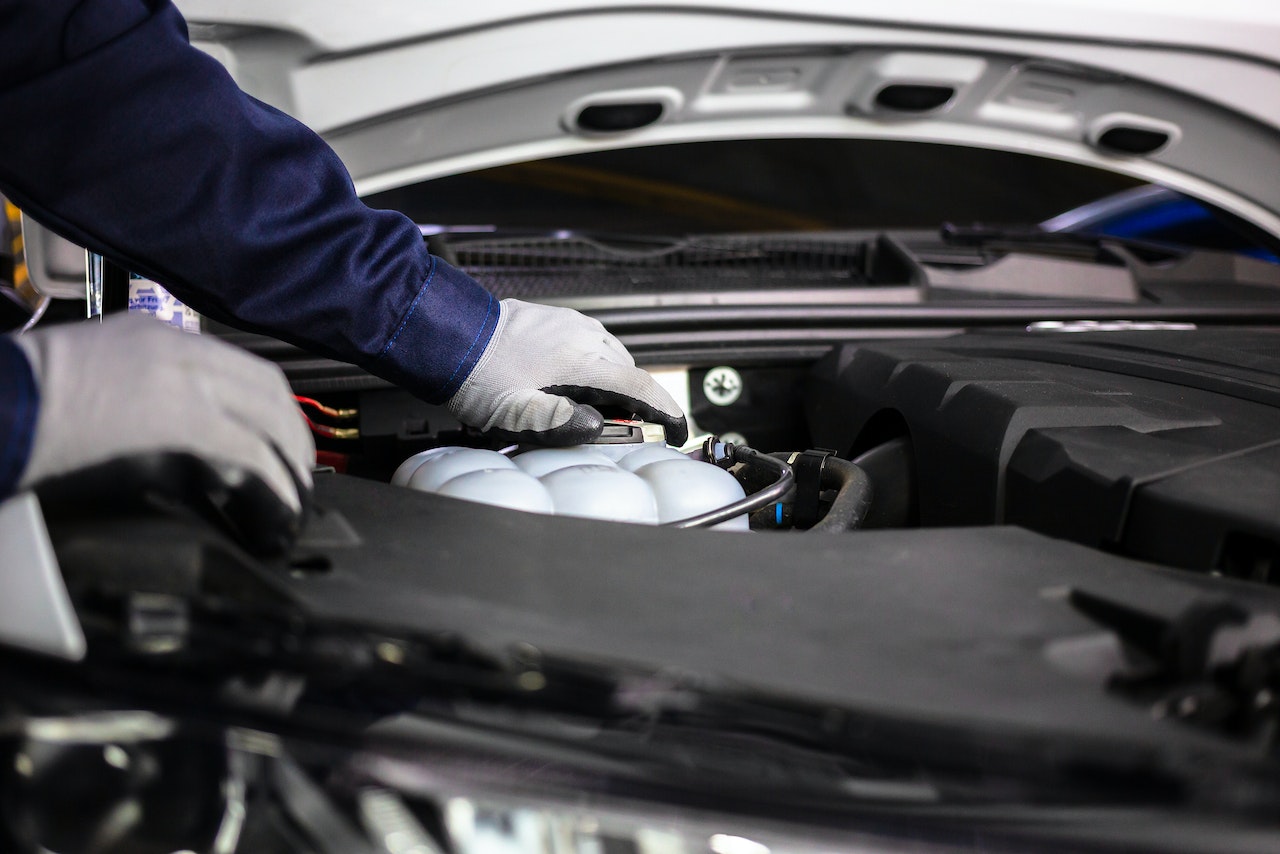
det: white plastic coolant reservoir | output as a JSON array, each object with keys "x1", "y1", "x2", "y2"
[
  {"x1": 539, "y1": 464, "x2": 659, "y2": 523},
  {"x1": 635, "y1": 458, "x2": 749, "y2": 531},
  {"x1": 395, "y1": 441, "x2": 749, "y2": 529},
  {"x1": 435, "y1": 468, "x2": 555, "y2": 514},
  {"x1": 405, "y1": 448, "x2": 516, "y2": 493},
  {"x1": 512, "y1": 447, "x2": 617, "y2": 478},
  {"x1": 391, "y1": 446, "x2": 452, "y2": 486},
  {"x1": 616, "y1": 444, "x2": 690, "y2": 472}
]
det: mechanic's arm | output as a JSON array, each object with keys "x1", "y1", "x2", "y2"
[{"x1": 0, "y1": 0, "x2": 686, "y2": 446}]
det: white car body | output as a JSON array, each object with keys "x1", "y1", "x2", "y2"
[{"x1": 177, "y1": 0, "x2": 1280, "y2": 238}]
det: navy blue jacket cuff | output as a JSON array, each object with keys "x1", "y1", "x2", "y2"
[
  {"x1": 0, "y1": 337, "x2": 38, "y2": 499},
  {"x1": 375, "y1": 256, "x2": 500, "y2": 404}
]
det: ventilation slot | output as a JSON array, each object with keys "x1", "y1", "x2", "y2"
[
  {"x1": 1095, "y1": 126, "x2": 1171, "y2": 155},
  {"x1": 575, "y1": 102, "x2": 665, "y2": 133},
  {"x1": 1087, "y1": 115, "x2": 1178, "y2": 156},
  {"x1": 873, "y1": 84, "x2": 955, "y2": 112}
]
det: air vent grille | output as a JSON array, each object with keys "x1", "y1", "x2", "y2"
[{"x1": 448, "y1": 235, "x2": 874, "y2": 298}]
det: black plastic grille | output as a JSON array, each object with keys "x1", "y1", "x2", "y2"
[{"x1": 447, "y1": 234, "x2": 873, "y2": 299}]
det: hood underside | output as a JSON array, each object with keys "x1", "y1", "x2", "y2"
[{"x1": 175, "y1": 1, "x2": 1280, "y2": 239}]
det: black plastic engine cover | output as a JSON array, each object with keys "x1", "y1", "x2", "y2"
[{"x1": 805, "y1": 327, "x2": 1280, "y2": 578}]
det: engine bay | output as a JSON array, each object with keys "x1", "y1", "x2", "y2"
[{"x1": 290, "y1": 324, "x2": 1280, "y2": 588}]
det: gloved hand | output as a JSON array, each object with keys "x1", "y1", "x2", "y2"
[
  {"x1": 14, "y1": 315, "x2": 314, "y2": 555},
  {"x1": 446, "y1": 299, "x2": 688, "y2": 446}
]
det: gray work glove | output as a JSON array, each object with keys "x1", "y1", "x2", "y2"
[
  {"x1": 446, "y1": 299, "x2": 688, "y2": 446},
  {"x1": 15, "y1": 315, "x2": 314, "y2": 555}
]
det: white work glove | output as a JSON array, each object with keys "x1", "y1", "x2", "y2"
[
  {"x1": 14, "y1": 315, "x2": 314, "y2": 555},
  {"x1": 446, "y1": 299, "x2": 688, "y2": 446}
]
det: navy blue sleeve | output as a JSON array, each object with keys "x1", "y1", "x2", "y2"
[
  {"x1": 0, "y1": 336, "x2": 37, "y2": 497},
  {"x1": 0, "y1": 0, "x2": 498, "y2": 404}
]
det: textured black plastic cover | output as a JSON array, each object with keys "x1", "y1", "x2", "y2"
[
  {"x1": 251, "y1": 474, "x2": 1277, "y2": 754},
  {"x1": 806, "y1": 327, "x2": 1280, "y2": 579},
  {"x1": 42, "y1": 464, "x2": 1280, "y2": 831}
]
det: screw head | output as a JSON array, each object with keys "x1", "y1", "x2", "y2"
[{"x1": 703, "y1": 366, "x2": 743, "y2": 407}]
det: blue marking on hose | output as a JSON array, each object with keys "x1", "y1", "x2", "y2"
[{"x1": 775, "y1": 503, "x2": 783, "y2": 525}]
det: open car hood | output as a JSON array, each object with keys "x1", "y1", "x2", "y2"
[{"x1": 175, "y1": 0, "x2": 1280, "y2": 238}]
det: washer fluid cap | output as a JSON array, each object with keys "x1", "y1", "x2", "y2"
[
  {"x1": 436, "y1": 469, "x2": 554, "y2": 514},
  {"x1": 584, "y1": 419, "x2": 670, "y2": 461},
  {"x1": 540, "y1": 465, "x2": 659, "y2": 524},
  {"x1": 406, "y1": 448, "x2": 516, "y2": 493}
]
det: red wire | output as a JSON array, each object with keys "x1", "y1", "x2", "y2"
[
  {"x1": 301, "y1": 412, "x2": 331, "y2": 436},
  {"x1": 300, "y1": 411, "x2": 357, "y2": 439},
  {"x1": 294, "y1": 395, "x2": 347, "y2": 419}
]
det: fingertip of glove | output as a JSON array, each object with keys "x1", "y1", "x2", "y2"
[
  {"x1": 663, "y1": 416, "x2": 689, "y2": 447},
  {"x1": 537, "y1": 401, "x2": 606, "y2": 446},
  {"x1": 490, "y1": 402, "x2": 605, "y2": 447}
]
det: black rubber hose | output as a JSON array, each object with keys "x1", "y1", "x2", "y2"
[
  {"x1": 665, "y1": 445, "x2": 794, "y2": 529},
  {"x1": 850, "y1": 437, "x2": 915, "y2": 528},
  {"x1": 809, "y1": 456, "x2": 874, "y2": 533}
]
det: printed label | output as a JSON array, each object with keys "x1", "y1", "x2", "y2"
[{"x1": 128, "y1": 278, "x2": 200, "y2": 333}]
